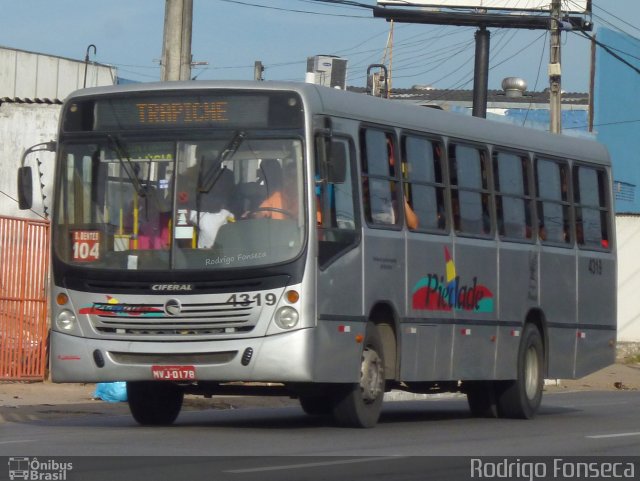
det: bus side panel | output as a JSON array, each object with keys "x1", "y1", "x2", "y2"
[
  {"x1": 450, "y1": 239, "x2": 498, "y2": 380},
  {"x1": 363, "y1": 229, "x2": 405, "y2": 323},
  {"x1": 404, "y1": 235, "x2": 454, "y2": 381},
  {"x1": 316, "y1": 247, "x2": 365, "y2": 383},
  {"x1": 494, "y1": 246, "x2": 538, "y2": 379},
  {"x1": 316, "y1": 244, "x2": 363, "y2": 322},
  {"x1": 313, "y1": 319, "x2": 365, "y2": 383},
  {"x1": 575, "y1": 253, "x2": 617, "y2": 377},
  {"x1": 574, "y1": 329, "x2": 616, "y2": 378},
  {"x1": 542, "y1": 249, "x2": 577, "y2": 379},
  {"x1": 399, "y1": 324, "x2": 437, "y2": 381},
  {"x1": 452, "y1": 325, "x2": 498, "y2": 379}
]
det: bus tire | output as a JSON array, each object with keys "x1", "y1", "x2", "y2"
[
  {"x1": 466, "y1": 382, "x2": 498, "y2": 418},
  {"x1": 331, "y1": 323, "x2": 385, "y2": 428},
  {"x1": 497, "y1": 324, "x2": 544, "y2": 419},
  {"x1": 127, "y1": 381, "x2": 184, "y2": 426},
  {"x1": 299, "y1": 395, "x2": 333, "y2": 416}
]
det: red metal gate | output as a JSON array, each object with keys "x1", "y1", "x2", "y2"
[{"x1": 0, "y1": 215, "x2": 50, "y2": 380}]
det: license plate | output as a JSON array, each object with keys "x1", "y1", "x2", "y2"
[{"x1": 151, "y1": 365, "x2": 196, "y2": 380}]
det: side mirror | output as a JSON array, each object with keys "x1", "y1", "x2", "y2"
[
  {"x1": 17, "y1": 167, "x2": 33, "y2": 210},
  {"x1": 16, "y1": 140, "x2": 56, "y2": 212}
]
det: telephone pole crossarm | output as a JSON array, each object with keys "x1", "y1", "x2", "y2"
[{"x1": 372, "y1": 7, "x2": 592, "y2": 31}]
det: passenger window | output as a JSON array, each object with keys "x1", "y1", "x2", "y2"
[
  {"x1": 535, "y1": 158, "x2": 570, "y2": 245},
  {"x1": 402, "y1": 135, "x2": 446, "y2": 231},
  {"x1": 574, "y1": 166, "x2": 610, "y2": 250},
  {"x1": 494, "y1": 151, "x2": 532, "y2": 240},
  {"x1": 361, "y1": 129, "x2": 400, "y2": 227},
  {"x1": 449, "y1": 143, "x2": 491, "y2": 236}
]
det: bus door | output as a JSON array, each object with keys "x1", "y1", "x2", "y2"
[{"x1": 315, "y1": 130, "x2": 362, "y2": 382}]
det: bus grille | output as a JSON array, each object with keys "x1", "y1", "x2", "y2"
[{"x1": 87, "y1": 300, "x2": 259, "y2": 337}]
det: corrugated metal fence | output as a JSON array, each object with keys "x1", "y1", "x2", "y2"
[{"x1": 0, "y1": 216, "x2": 50, "y2": 380}]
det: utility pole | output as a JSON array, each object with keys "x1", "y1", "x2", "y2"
[
  {"x1": 549, "y1": 0, "x2": 562, "y2": 133},
  {"x1": 161, "y1": 0, "x2": 193, "y2": 81},
  {"x1": 374, "y1": 3, "x2": 592, "y2": 129},
  {"x1": 472, "y1": 27, "x2": 490, "y2": 118},
  {"x1": 254, "y1": 61, "x2": 264, "y2": 81}
]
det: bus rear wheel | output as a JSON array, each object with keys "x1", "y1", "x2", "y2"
[
  {"x1": 497, "y1": 324, "x2": 544, "y2": 419},
  {"x1": 331, "y1": 323, "x2": 385, "y2": 428},
  {"x1": 127, "y1": 381, "x2": 184, "y2": 426}
]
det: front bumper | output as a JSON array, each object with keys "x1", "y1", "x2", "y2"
[{"x1": 50, "y1": 328, "x2": 316, "y2": 383}]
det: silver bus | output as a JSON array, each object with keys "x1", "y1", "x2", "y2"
[{"x1": 18, "y1": 81, "x2": 616, "y2": 427}]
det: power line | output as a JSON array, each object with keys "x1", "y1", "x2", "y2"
[
  {"x1": 523, "y1": 31, "x2": 549, "y2": 126},
  {"x1": 576, "y1": 30, "x2": 640, "y2": 76},
  {"x1": 303, "y1": 0, "x2": 375, "y2": 9},
  {"x1": 565, "y1": 118, "x2": 640, "y2": 130},
  {"x1": 216, "y1": 0, "x2": 370, "y2": 18},
  {"x1": 0, "y1": 190, "x2": 47, "y2": 220},
  {"x1": 590, "y1": 2, "x2": 640, "y2": 36}
]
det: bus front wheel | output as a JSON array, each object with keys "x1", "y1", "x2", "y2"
[
  {"x1": 497, "y1": 324, "x2": 544, "y2": 419},
  {"x1": 127, "y1": 381, "x2": 184, "y2": 426},
  {"x1": 331, "y1": 323, "x2": 385, "y2": 428}
]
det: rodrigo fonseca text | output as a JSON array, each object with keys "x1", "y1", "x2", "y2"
[{"x1": 470, "y1": 458, "x2": 635, "y2": 480}]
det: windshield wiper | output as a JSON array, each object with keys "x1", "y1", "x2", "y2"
[
  {"x1": 106, "y1": 134, "x2": 146, "y2": 197},
  {"x1": 199, "y1": 131, "x2": 246, "y2": 193}
]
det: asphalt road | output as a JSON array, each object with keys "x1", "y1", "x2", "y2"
[{"x1": 1, "y1": 391, "x2": 639, "y2": 480}]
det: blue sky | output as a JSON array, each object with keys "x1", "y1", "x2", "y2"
[{"x1": 1, "y1": 1, "x2": 638, "y2": 92}]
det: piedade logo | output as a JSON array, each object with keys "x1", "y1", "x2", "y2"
[{"x1": 151, "y1": 284, "x2": 194, "y2": 292}]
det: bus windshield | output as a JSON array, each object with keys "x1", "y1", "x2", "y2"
[{"x1": 53, "y1": 136, "x2": 305, "y2": 271}]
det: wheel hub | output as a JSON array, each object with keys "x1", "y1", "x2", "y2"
[{"x1": 360, "y1": 347, "x2": 384, "y2": 403}]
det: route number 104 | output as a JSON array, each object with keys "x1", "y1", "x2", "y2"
[{"x1": 71, "y1": 230, "x2": 100, "y2": 262}]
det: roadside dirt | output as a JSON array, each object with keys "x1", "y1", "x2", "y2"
[{"x1": 544, "y1": 362, "x2": 640, "y2": 392}]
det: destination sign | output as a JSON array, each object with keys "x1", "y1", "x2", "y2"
[
  {"x1": 134, "y1": 101, "x2": 229, "y2": 125},
  {"x1": 63, "y1": 91, "x2": 303, "y2": 132},
  {"x1": 95, "y1": 95, "x2": 268, "y2": 130}
]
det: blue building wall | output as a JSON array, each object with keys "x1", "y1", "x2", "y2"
[
  {"x1": 594, "y1": 28, "x2": 640, "y2": 213},
  {"x1": 451, "y1": 105, "x2": 589, "y2": 136}
]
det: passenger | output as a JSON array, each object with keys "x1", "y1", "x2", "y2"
[
  {"x1": 538, "y1": 223, "x2": 547, "y2": 242},
  {"x1": 249, "y1": 159, "x2": 294, "y2": 220},
  {"x1": 404, "y1": 196, "x2": 419, "y2": 230},
  {"x1": 387, "y1": 137, "x2": 418, "y2": 229},
  {"x1": 190, "y1": 167, "x2": 235, "y2": 248}
]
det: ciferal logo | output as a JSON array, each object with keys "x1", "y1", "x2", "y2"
[
  {"x1": 151, "y1": 284, "x2": 194, "y2": 292},
  {"x1": 164, "y1": 299, "x2": 182, "y2": 316}
]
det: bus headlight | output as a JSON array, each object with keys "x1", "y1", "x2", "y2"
[
  {"x1": 56, "y1": 310, "x2": 77, "y2": 331},
  {"x1": 274, "y1": 306, "x2": 299, "y2": 330}
]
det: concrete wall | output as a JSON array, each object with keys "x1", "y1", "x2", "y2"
[
  {"x1": 0, "y1": 47, "x2": 116, "y2": 100},
  {"x1": 616, "y1": 215, "x2": 640, "y2": 341},
  {"x1": 0, "y1": 103, "x2": 58, "y2": 220},
  {"x1": 0, "y1": 47, "x2": 117, "y2": 220}
]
